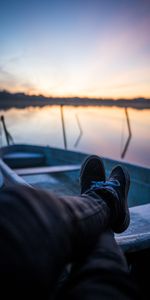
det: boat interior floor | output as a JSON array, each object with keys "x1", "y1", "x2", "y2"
[{"x1": 22, "y1": 171, "x2": 80, "y2": 196}]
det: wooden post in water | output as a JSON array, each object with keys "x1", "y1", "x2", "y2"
[
  {"x1": 60, "y1": 105, "x2": 67, "y2": 149},
  {"x1": 121, "y1": 108, "x2": 132, "y2": 158},
  {"x1": 0, "y1": 115, "x2": 14, "y2": 146}
]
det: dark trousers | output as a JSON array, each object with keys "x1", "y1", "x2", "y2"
[{"x1": 0, "y1": 185, "x2": 137, "y2": 299}]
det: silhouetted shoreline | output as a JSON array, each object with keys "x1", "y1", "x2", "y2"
[{"x1": 0, "y1": 91, "x2": 149, "y2": 110}]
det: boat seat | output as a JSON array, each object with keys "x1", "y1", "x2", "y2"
[
  {"x1": 14, "y1": 164, "x2": 81, "y2": 176},
  {"x1": 3, "y1": 151, "x2": 46, "y2": 168}
]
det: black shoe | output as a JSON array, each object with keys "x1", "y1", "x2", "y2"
[
  {"x1": 80, "y1": 155, "x2": 106, "y2": 194},
  {"x1": 106, "y1": 165, "x2": 130, "y2": 233}
]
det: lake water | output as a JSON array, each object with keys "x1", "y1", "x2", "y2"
[{"x1": 0, "y1": 105, "x2": 149, "y2": 168}]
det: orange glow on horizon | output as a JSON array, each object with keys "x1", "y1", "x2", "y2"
[{"x1": 2, "y1": 86, "x2": 150, "y2": 100}]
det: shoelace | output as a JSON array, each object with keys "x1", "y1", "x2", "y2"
[{"x1": 90, "y1": 180, "x2": 120, "y2": 190}]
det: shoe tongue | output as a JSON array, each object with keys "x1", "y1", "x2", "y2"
[{"x1": 89, "y1": 180, "x2": 119, "y2": 202}]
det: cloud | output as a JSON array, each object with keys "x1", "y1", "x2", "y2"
[
  {"x1": 0, "y1": 63, "x2": 37, "y2": 94},
  {"x1": 0, "y1": 65, "x2": 17, "y2": 86}
]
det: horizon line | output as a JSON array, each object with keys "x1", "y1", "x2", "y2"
[{"x1": 0, "y1": 89, "x2": 150, "y2": 101}]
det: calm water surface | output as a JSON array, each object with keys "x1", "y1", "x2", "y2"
[{"x1": 0, "y1": 106, "x2": 149, "y2": 168}]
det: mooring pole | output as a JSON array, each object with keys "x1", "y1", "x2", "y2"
[
  {"x1": 121, "y1": 108, "x2": 132, "y2": 158},
  {"x1": 60, "y1": 105, "x2": 67, "y2": 149},
  {"x1": 0, "y1": 116, "x2": 10, "y2": 146}
]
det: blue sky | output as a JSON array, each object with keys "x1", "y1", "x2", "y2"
[{"x1": 0, "y1": 0, "x2": 150, "y2": 98}]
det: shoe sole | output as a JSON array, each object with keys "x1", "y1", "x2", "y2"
[
  {"x1": 114, "y1": 165, "x2": 130, "y2": 233},
  {"x1": 80, "y1": 155, "x2": 106, "y2": 194}
]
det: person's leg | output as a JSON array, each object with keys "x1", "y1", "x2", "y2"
[
  {"x1": 0, "y1": 185, "x2": 110, "y2": 298},
  {"x1": 55, "y1": 157, "x2": 136, "y2": 300},
  {"x1": 0, "y1": 155, "x2": 131, "y2": 299},
  {"x1": 57, "y1": 230, "x2": 138, "y2": 300}
]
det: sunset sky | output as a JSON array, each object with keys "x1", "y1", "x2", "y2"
[{"x1": 0, "y1": 0, "x2": 150, "y2": 99}]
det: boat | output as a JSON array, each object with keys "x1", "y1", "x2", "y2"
[
  {"x1": 0, "y1": 142, "x2": 150, "y2": 244},
  {"x1": 0, "y1": 120, "x2": 150, "y2": 295}
]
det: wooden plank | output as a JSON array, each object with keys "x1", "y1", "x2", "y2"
[{"x1": 14, "y1": 165, "x2": 81, "y2": 176}]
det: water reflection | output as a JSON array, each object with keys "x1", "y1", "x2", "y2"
[
  {"x1": 74, "y1": 113, "x2": 83, "y2": 148},
  {"x1": 121, "y1": 108, "x2": 132, "y2": 159},
  {"x1": 0, "y1": 106, "x2": 149, "y2": 167}
]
